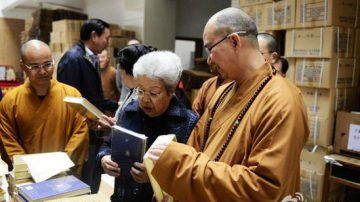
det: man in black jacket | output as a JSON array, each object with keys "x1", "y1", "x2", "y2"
[{"x1": 57, "y1": 18, "x2": 118, "y2": 193}]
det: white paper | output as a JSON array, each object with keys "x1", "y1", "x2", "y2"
[
  {"x1": 347, "y1": 124, "x2": 360, "y2": 152},
  {"x1": 21, "y1": 152, "x2": 74, "y2": 183}
]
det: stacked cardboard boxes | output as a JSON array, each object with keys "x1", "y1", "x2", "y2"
[
  {"x1": 239, "y1": 0, "x2": 359, "y2": 201},
  {"x1": 282, "y1": 0, "x2": 359, "y2": 201}
]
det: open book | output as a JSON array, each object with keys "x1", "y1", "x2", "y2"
[
  {"x1": 143, "y1": 134, "x2": 176, "y2": 202},
  {"x1": 111, "y1": 125, "x2": 148, "y2": 175},
  {"x1": 63, "y1": 96, "x2": 104, "y2": 120}
]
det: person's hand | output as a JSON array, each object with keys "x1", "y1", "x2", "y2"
[
  {"x1": 86, "y1": 115, "x2": 116, "y2": 131},
  {"x1": 130, "y1": 162, "x2": 149, "y2": 183},
  {"x1": 101, "y1": 155, "x2": 120, "y2": 177},
  {"x1": 147, "y1": 144, "x2": 168, "y2": 165}
]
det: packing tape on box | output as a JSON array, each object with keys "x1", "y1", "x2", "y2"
[
  {"x1": 309, "y1": 169, "x2": 315, "y2": 200},
  {"x1": 300, "y1": 58, "x2": 306, "y2": 86},
  {"x1": 301, "y1": 0, "x2": 305, "y2": 28},
  {"x1": 323, "y1": 0, "x2": 328, "y2": 27},
  {"x1": 312, "y1": 88, "x2": 319, "y2": 115},
  {"x1": 356, "y1": 0, "x2": 359, "y2": 27},
  {"x1": 335, "y1": 59, "x2": 340, "y2": 88},
  {"x1": 319, "y1": 59, "x2": 325, "y2": 88},
  {"x1": 283, "y1": 0, "x2": 288, "y2": 29},
  {"x1": 346, "y1": 28, "x2": 350, "y2": 58},
  {"x1": 313, "y1": 118, "x2": 319, "y2": 146},
  {"x1": 337, "y1": 27, "x2": 340, "y2": 58},
  {"x1": 271, "y1": 2, "x2": 275, "y2": 27},
  {"x1": 319, "y1": 27, "x2": 323, "y2": 57},
  {"x1": 291, "y1": 29, "x2": 295, "y2": 55}
]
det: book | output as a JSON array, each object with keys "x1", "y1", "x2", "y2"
[
  {"x1": 18, "y1": 175, "x2": 89, "y2": 201},
  {"x1": 13, "y1": 155, "x2": 28, "y2": 172},
  {"x1": 44, "y1": 193, "x2": 110, "y2": 202},
  {"x1": 111, "y1": 125, "x2": 148, "y2": 175},
  {"x1": 20, "y1": 152, "x2": 74, "y2": 183},
  {"x1": 143, "y1": 134, "x2": 176, "y2": 202},
  {"x1": 18, "y1": 175, "x2": 90, "y2": 202},
  {"x1": 63, "y1": 96, "x2": 104, "y2": 120}
]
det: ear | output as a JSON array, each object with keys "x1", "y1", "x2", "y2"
[
  {"x1": 91, "y1": 30, "x2": 97, "y2": 41},
  {"x1": 270, "y1": 52, "x2": 279, "y2": 65},
  {"x1": 19, "y1": 60, "x2": 29, "y2": 76},
  {"x1": 229, "y1": 33, "x2": 241, "y2": 49}
]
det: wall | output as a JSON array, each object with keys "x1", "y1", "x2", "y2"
[{"x1": 176, "y1": 0, "x2": 231, "y2": 39}]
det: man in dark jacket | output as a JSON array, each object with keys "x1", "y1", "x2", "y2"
[{"x1": 57, "y1": 18, "x2": 118, "y2": 193}]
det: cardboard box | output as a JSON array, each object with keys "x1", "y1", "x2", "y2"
[
  {"x1": 300, "y1": 87, "x2": 358, "y2": 117},
  {"x1": 111, "y1": 29, "x2": 123, "y2": 37},
  {"x1": 263, "y1": 0, "x2": 296, "y2": 30},
  {"x1": 109, "y1": 37, "x2": 127, "y2": 48},
  {"x1": 296, "y1": 0, "x2": 359, "y2": 28},
  {"x1": 307, "y1": 115, "x2": 334, "y2": 147},
  {"x1": 300, "y1": 146, "x2": 328, "y2": 173},
  {"x1": 334, "y1": 111, "x2": 360, "y2": 156},
  {"x1": 285, "y1": 58, "x2": 295, "y2": 82},
  {"x1": 285, "y1": 27, "x2": 355, "y2": 58},
  {"x1": 52, "y1": 20, "x2": 83, "y2": 32},
  {"x1": 242, "y1": 5, "x2": 265, "y2": 32},
  {"x1": 239, "y1": 0, "x2": 272, "y2": 7},
  {"x1": 295, "y1": 58, "x2": 358, "y2": 88}
]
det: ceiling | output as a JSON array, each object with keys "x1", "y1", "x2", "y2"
[{"x1": 0, "y1": 0, "x2": 86, "y2": 12}]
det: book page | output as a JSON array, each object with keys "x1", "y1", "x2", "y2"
[{"x1": 21, "y1": 152, "x2": 74, "y2": 183}]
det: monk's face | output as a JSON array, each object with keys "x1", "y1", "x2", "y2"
[
  {"x1": 135, "y1": 76, "x2": 173, "y2": 118},
  {"x1": 21, "y1": 44, "x2": 53, "y2": 89},
  {"x1": 203, "y1": 20, "x2": 233, "y2": 80}
]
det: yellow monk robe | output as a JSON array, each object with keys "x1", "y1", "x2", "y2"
[
  {"x1": 0, "y1": 79, "x2": 89, "y2": 176},
  {"x1": 152, "y1": 63, "x2": 309, "y2": 202},
  {"x1": 192, "y1": 76, "x2": 221, "y2": 117}
]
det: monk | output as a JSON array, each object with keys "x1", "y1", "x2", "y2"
[
  {"x1": 147, "y1": 8, "x2": 309, "y2": 201},
  {"x1": 0, "y1": 40, "x2": 89, "y2": 176},
  {"x1": 192, "y1": 56, "x2": 230, "y2": 117}
]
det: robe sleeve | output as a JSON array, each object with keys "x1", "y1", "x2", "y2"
[
  {"x1": 0, "y1": 94, "x2": 26, "y2": 159},
  {"x1": 152, "y1": 92, "x2": 309, "y2": 201},
  {"x1": 63, "y1": 90, "x2": 89, "y2": 177}
]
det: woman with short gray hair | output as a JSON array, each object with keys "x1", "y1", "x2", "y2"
[{"x1": 97, "y1": 51, "x2": 198, "y2": 202}]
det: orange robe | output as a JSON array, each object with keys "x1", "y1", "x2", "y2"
[
  {"x1": 0, "y1": 79, "x2": 89, "y2": 176},
  {"x1": 152, "y1": 63, "x2": 309, "y2": 201},
  {"x1": 192, "y1": 76, "x2": 221, "y2": 117}
]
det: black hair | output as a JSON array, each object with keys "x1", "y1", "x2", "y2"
[
  {"x1": 80, "y1": 19, "x2": 110, "y2": 41},
  {"x1": 280, "y1": 57, "x2": 289, "y2": 74},
  {"x1": 257, "y1": 33, "x2": 277, "y2": 53},
  {"x1": 117, "y1": 44, "x2": 157, "y2": 76}
]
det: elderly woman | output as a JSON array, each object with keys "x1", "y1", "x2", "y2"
[{"x1": 96, "y1": 51, "x2": 199, "y2": 202}]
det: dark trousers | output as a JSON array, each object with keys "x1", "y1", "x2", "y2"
[{"x1": 81, "y1": 130, "x2": 103, "y2": 193}]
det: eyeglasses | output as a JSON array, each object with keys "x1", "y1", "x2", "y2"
[
  {"x1": 206, "y1": 31, "x2": 248, "y2": 53},
  {"x1": 135, "y1": 88, "x2": 162, "y2": 99},
  {"x1": 24, "y1": 60, "x2": 54, "y2": 71}
]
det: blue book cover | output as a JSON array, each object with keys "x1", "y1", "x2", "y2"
[
  {"x1": 111, "y1": 125, "x2": 148, "y2": 175},
  {"x1": 18, "y1": 175, "x2": 90, "y2": 202}
]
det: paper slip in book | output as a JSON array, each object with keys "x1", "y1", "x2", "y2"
[
  {"x1": 111, "y1": 125, "x2": 147, "y2": 174},
  {"x1": 18, "y1": 175, "x2": 90, "y2": 202},
  {"x1": 63, "y1": 96, "x2": 104, "y2": 120},
  {"x1": 21, "y1": 152, "x2": 74, "y2": 183},
  {"x1": 143, "y1": 134, "x2": 176, "y2": 202}
]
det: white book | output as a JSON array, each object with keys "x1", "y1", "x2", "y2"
[
  {"x1": 20, "y1": 152, "x2": 74, "y2": 183},
  {"x1": 63, "y1": 96, "x2": 104, "y2": 120},
  {"x1": 143, "y1": 134, "x2": 176, "y2": 202}
]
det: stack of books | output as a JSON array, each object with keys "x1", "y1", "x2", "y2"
[
  {"x1": 7, "y1": 155, "x2": 34, "y2": 198},
  {"x1": 0, "y1": 157, "x2": 9, "y2": 201}
]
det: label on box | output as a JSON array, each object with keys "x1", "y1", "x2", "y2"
[
  {"x1": 299, "y1": 1, "x2": 326, "y2": 23},
  {"x1": 348, "y1": 124, "x2": 360, "y2": 152}
]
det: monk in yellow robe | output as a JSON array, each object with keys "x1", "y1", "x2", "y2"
[
  {"x1": 147, "y1": 8, "x2": 309, "y2": 202},
  {"x1": 0, "y1": 40, "x2": 89, "y2": 176}
]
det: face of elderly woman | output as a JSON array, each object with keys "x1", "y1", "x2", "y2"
[{"x1": 136, "y1": 75, "x2": 173, "y2": 117}]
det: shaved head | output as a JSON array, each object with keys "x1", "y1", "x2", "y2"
[{"x1": 20, "y1": 40, "x2": 51, "y2": 61}]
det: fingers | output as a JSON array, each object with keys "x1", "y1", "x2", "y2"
[
  {"x1": 147, "y1": 144, "x2": 167, "y2": 162},
  {"x1": 101, "y1": 155, "x2": 121, "y2": 177},
  {"x1": 130, "y1": 164, "x2": 149, "y2": 183}
]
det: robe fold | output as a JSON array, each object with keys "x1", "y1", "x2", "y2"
[
  {"x1": 0, "y1": 79, "x2": 89, "y2": 176},
  {"x1": 152, "y1": 63, "x2": 309, "y2": 202}
]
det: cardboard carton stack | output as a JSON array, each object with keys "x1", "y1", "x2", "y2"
[
  {"x1": 22, "y1": 8, "x2": 87, "y2": 44},
  {"x1": 240, "y1": 0, "x2": 359, "y2": 201},
  {"x1": 107, "y1": 24, "x2": 137, "y2": 67},
  {"x1": 282, "y1": 0, "x2": 359, "y2": 201}
]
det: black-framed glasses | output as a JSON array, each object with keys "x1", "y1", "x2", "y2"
[
  {"x1": 206, "y1": 31, "x2": 248, "y2": 53},
  {"x1": 24, "y1": 60, "x2": 54, "y2": 71}
]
